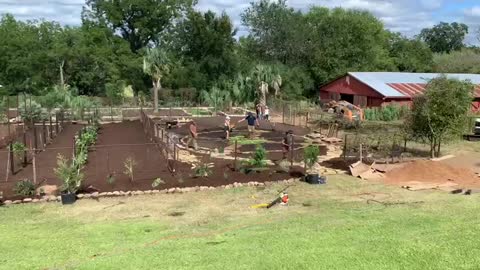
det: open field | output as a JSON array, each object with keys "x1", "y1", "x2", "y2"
[{"x1": 2, "y1": 175, "x2": 480, "y2": 269}]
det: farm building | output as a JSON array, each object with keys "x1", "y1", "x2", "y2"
[{"x1": 319, "y1": 72, "x2": 480, "y2": 111}]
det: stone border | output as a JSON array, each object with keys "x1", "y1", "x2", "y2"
[{"x1": 1, "y1": 178, "x2": 300, "y2": 206}]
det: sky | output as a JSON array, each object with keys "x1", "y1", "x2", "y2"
[{"x1": 1, "y1": 0, "x2": 480, "y2": 44}]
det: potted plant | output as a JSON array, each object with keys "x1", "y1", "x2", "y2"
[
  {"x1": 304, "y1": 145, "x2": 321, "y2": 184},
  {"x1": 54, "y1": 154, "x2": 84, "y2": 205}
]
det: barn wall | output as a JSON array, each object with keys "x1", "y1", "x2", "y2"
[{"x1": 319, "y1": 75, "x2": 384, "y2": 107}]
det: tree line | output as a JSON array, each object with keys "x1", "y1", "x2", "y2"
[{"x1": 0, "y1": 0, "x2": 476, "y2": 105}]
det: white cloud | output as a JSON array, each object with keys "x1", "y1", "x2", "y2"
[
  {"x1": 0, "y1": 0, "x2": 475, "y2": 43},
  {"x1": 464, "y1": 6, "x2": 480, "y2": 17}
]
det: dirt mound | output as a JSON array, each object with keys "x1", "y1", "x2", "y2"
[{"x1": 385, "y1": 160, "x2": 479, "y2": 187}]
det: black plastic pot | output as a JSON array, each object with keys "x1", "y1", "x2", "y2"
[
  {"x1": 61, "y1": 193, "x2": 77, "y2": 205},
  {"x1": 305, "y1": 174, "x2": 327, "y2": 185}
]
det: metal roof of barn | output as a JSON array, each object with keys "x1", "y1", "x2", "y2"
[{"x1": 348, "y1": 72, "x2": 480, "y2": 98}]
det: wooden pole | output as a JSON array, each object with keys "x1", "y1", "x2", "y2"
[
  {"x1": 234, "y1": 140, "x2": 238, "y2": 171},
  {"x1": 33, "y1": 122, "x2": 38, "y2": 152},
  {"x1": 55, "y1": 112, "x2": 59, "y2": 134},
  {"x1": 23, "y1": 131, "x2": 27, "y2": 166},
  {"x1": 31, "y1": 141, "x2": 36, "y2": 184},
  {"x1": 9, "y1": 143, "x2": 14, "y2": 175},
  {"x1": 5, "y1": 146, "x2": 11, "y2": 182},
  {"x1": 49, "y1": 114, "x2": 53, "y2": 140},
  {"x1": 42, "y1": 120, "x2": 47, "y2": 146},
  {"x1": 343, "y1": 134, "x2": 348, "y2": 160},
  {"x1": 359, "y1": 143, "x2": 363, "y2": 163},
  {"x1": 290, "y1": 138, "x2": 294, "y2": 168},
  {"x1": 6, "y1": 96, "x2": 10, "y2": 137}
]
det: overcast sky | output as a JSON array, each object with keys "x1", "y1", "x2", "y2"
[{"x1": 1, "y1": 0, "x2": 479, "y2": 44}]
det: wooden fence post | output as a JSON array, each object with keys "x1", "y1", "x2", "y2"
[
  {"x1": 282, "y1": 105, "x2": 285, "y2": 124},
  {"x1": 31, "y1": 143, "x2": 37, "y2": 184},
  {"x1": 33, "y1": 123, "x2": 38, "y2": 152},
  {"x1": 49, "y1": 114, "x2": 53, "y2": 139},
  {"x1": 9, "y1": 143, "x2": 14, "y2": 176},
  {"x1": 55, "y1": 112, "x2": 59, "y2": 134},
  {"x1": 290, "y1": 137, "x2": 294, "y2": 168},
  {"x1": 234, "y1": 140, "x2": 238, "y2": 171},
  {"x1": 359, "y1": 143, "x2": 363, "y2": 162},
  {"x1": 343, "y1": 134, "x2": 348, "y2": 160},
  {"x1": 42, "y1": 120, "x2": 47, "y2": 146},
  {"x1": 23, "y1": 131, "x2": 27, "y2": 166}
]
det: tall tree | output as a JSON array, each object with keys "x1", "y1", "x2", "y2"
[
  {"x1": 419, "y1": 22, "x2": 468, "y2": 53},
  {"x1": 143, "y1": 47, "x2": 171, "y2": 112},
  {"x1": 241, "y1": 0, "x2": 307, "y2": 65},
  {"x1": 174, "y1": 10, "x2": 238, "y2": 88},
  {"x1": 83, "y1": 0, "x2": 196, "y2": 53},
  {"x1": 251, "y1": 65, "x2": 282, "y2": 106},
  {"x1": 408, "y1": 76, "x2": 473, "y2": 157},
  {"x1": 388, "y1": 32, "x2": 433, "y2": 72},
  {"x1": 305, "y1": 7, "x2": 393, "y2": 85}
]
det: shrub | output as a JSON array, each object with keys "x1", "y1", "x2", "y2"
[
  {"x1": 247, "y1": 145, "x2": 267, "y2": 167},
  {"x1": 152, "y1": 178, "x2": 165, "y2": 188},
  {"x1": 193, "y1": 163, "x2": 213, "y2": 178},
  {"x1": 304, "y1": 145, "x2": 320, "y2": 171},
  {"x1": 123, "y1": 157, "x2": 137, "y2": 182},
  {"x1": 54, "y1": 154, "x2": 84, "y2": 194},
  {"x1": 13, "y1": 179, "x2": 36, "y2": 196},
  {"x1": 364, "y1": 105, "x2": 408, "y2": 121},
  {"x1": 11, "y1": 142, "x2": 26, "y2": 157}
]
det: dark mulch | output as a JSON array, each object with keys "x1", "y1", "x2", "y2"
[{"x1": 0, "y1": 120, "x2": 299, "y2": 201}]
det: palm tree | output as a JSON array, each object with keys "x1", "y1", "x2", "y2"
[
  {"x1": 251, "y1": 65, "x2": 282, "y2": 106},
  {"x1": 143, "y1": 47, "x2": 171, "y2": 113}
]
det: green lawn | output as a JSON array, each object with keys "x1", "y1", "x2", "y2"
[{"x1": 1, "y1": 175, "x2": 480, "y2": 270}]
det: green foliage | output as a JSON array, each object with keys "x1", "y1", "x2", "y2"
[
  {"x1": 174, "y1": 10, "x2": 238, "y2": 86},
  {"x1": 19, "y1": 98, "x2": 43, "y2": 123},
  {"x1": 152, "y1": 178, "x2": 165, "y2": 188},
  {"x1": 419, "y1": 22, "x2": 468, "y2": 53},
  {"x1": 193, "y1": 163, "x2": 213, "y2": 178},
  {"x1": 408, "y1": 75, "x2": 474, "y2": 157},
  {"x1": 247, "y1": 145, "x2": 267, "y2": 168},
  {"x1": 364, "y1": 105, "x2": 409, "y2": 122},
  {"x1": 13, "y1": 179, "x2": 36, "y2": 196},
  {"x1": 83, "y1": 0, "x2": 194, "y2": 53},
  {"x1": 105, "y1": 80, "x2": 125, "y2": 106},
  {"x1": 54, "y1": 154, "x2": 84, "y2": 194},
  {"x1": 304, "y1": 145, "x2": 320, "y2": 169},
  {"x1": 433, "y1": 48, "x2": 480, "y2": 73},
  {"x1": 230, "y1": 136, "x2": 266, "y2": 145},
  {"x1": 11, "y1": 142, "x2": 26, "y2": 157},
  {"x1": 388, "y1": 32, "x2": 433, "y2": 72}
]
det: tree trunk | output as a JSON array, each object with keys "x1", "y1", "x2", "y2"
[
  {"x1": 430, "y1": 137, "x2": 435, "y2": 159},
  {"x1": 60, "y1": 61, "x2": 65, "y2": 91},
  {"x1": 436, "y1": 138, "x2": 441, "y2": 158},
  {"x1": 153, "y1": 78, "x2": 160, "y2": 113}
]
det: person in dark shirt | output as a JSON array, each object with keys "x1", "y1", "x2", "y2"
[
  {"x1": 238, "y1": 112, "x2": 259, "y2": 137},
  {"x1": 282, "y1": 130, "x2": 293, "y2": 159}
]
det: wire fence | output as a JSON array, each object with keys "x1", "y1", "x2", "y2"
[{"x1": 342, "y1": 132, "x2": 430, "y2": 163}]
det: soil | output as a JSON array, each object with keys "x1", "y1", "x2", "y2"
[
  {"x1": 0, "y1": 124, "x2": 82, "y2": 200},
  {"x1": 384, "y1": 160, "x2": 480, "y2": 188}
]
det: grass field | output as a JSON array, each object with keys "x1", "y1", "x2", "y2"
[{"x1": 1, "y1": 175, "x2": 480, "y2": 270}]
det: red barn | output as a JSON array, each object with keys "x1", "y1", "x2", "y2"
[{"x1": 319, "y1": 72, "x2": 480, "y2": 112}]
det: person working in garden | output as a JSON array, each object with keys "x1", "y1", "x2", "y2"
[
  {"x1": 282, "y1": 130, "x2": 294, "y2": 159},
  {"x1": 238, "y1": 112, "x2": 259, "y2": 138},
  {"x1": 264, "y1": 106, "x2": 270, "y2": 121},
  {"x1": 187, "y1": 120, "x2": 198, "y2": 150},
  {"x1": 224, "y1": 115, "x2": 232, "y2": 140}
]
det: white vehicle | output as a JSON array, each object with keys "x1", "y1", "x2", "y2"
[{"x1": 475, "y1": 118, "x2": 480, "y2": 135}]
